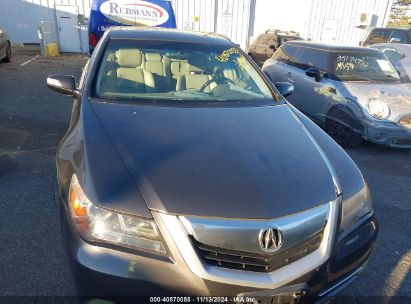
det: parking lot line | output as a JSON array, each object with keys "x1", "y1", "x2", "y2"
[{"x1": 20, "y1": 55, "x2": 39, "y2": 67}]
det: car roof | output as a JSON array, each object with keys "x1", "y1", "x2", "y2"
[
  {"x1": 108, "y1": 27, "x2": 234, "y2": 46},
  {"x1": 283, "y1": 41, "x2": 382, "y2": 53}
]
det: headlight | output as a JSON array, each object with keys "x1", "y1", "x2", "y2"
[
  {"x1": 68, "y1": 174, "x2": 166, "y2": 254},
  {"x1": 368, "y1": 98, "x2": 390, "y2": 119},
  {"x1": 340, "y1": 185, "x2": 373, "y2": 233}
]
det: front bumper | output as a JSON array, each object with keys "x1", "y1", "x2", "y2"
[
  {"x1": 364, "y1": 119, "x2": 411, "y2": 148},
  {"x1": 60, "y1": 198, "x2": 378, "y2": 302}
]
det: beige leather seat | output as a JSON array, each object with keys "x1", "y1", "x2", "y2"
[
  {"x1": 115, "y1": 49, "x2": 156, "y2": 93},
  {"x1": 170, "y1": 58, "x2": 188, "y2": 90},
  {"x1": 176, "y1": 57, "x2": 215, "y2": 92},
  {"x1": 144, "y1": 52, "x2": 171, "y2": 92}
]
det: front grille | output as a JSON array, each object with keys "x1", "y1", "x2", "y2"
[{"x1": 191, "y1": 229, "x2": 324, "y2": 273}]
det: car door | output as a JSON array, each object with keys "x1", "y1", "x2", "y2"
[
  {"x1": 263, "y1": 44, "x2": 299, "y2": 83},
  {"x1": 285, "y1": 47, "x2": 335, "y2": 125}
]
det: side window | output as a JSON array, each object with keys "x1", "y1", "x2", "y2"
[
  {"x1": 383, "y1": 48, "x2": 405, "y2": 62},
  {"x1": 389, "y1": 30, "x2": 408, "y2": 43},
  {"x1": 272, "y1": 45, "x2": 300, "y2": 66},
  {"x1": 367, "y1": 29, "x2": 391, "y2": 44},
  {"x1": 298, "y1": 48, "x2": 328, "y2": 71}
]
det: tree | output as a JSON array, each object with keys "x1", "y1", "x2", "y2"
[{"x1": 388, "y1": 0, "x2": 411, "y2": 27}]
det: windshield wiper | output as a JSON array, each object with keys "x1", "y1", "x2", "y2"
[
  {"x1": 384, "y1": 75, "x2": 401, "y2": 82},
  {"x1": 345, "y1": 77, "x2": 373, "y2": 82}
]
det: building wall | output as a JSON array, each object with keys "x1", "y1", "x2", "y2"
[
  {"x1": 171, "y1": 0, "x2": 252, "y2": 49},
  {"x1": 0, "y1": 0, "x2": 92, "y2": 44},
  {"x1": 251, "y1": 0, "x2": 393, "y2": 46},
  {"x1": 0, "y1": 0, "x2": 393, "y2": 50},
  {"x1": 305, "y1": 0, "x2": 393, "y2": 45}
]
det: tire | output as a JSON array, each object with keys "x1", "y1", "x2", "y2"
[
  {"x1": 325, "y1": 112, "x2": 362, "y2": 148},
  {"x1": 3, "y1": 42, "x2": 11, "y2": 62}
]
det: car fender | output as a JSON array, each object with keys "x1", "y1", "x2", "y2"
[
  {"x1": 325, "y1": 100, "x2": 366, "y2": 136},
  {"x1": 56, "y1": 96, "x2": 152, "y2": 218},
  {"x1": 289, "y1": 103, "x2": 366, "y2": 199}
]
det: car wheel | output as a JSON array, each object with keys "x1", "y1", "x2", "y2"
[
  {"x1": 3, "y1": 42, "x2": 11, "y2": 62},
  {"x1": 326, "y1": 114, "x2": 362, "y2": 148}
]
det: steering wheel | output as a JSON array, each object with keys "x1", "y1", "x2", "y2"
[{"x1": 198, "y1": 77, "x2": 235, "y2": 93}]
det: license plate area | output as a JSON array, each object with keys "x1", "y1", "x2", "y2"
[{"x1": 236, "y1": 283, "x2": 309, "y2": 304}]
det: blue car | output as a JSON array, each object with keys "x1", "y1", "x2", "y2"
[{"x1": 88, "y1": 0, "x2": 176, "y2": 53}]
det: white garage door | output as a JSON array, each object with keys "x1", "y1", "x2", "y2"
[{"x1": 55, "y1": 5, "x2": 81, "y2": 53}]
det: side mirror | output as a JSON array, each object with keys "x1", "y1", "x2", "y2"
[
  {"x1": 305, "y1": 67, "x2": 322, "y2": 82},
  {"x1": 269, "y1": 44, "x2": 276, "y2": 50},
  {"x1": 47, "y1": 75, "x2": 79, "y2": 96},
  {"x1": 275, "y1": 82, "x2": 294, "y2": 98}
]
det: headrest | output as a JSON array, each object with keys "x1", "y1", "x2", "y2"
[
  {"x1": 145, "y1": 53, "x2": 162, "y2": 61},
  {"x1": 117, "y1": 49, "x2": 142, "y2": 68},
  {"x1": 186, "y1": 56, "x2": 209, "y2": 73},
  {"x1": 171, "y1": 61, "x2": 180, "y2": 74},
  {"x1": 171, "y1": 60, "x2": 188, "y2": 74}
]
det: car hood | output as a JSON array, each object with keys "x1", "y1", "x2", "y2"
[
  {"x1": 342, "y1": 82, "x2": 411, "y2": 121},
  {"x1": 91, "y1": 101, "x2": 338, "y2": 219}
]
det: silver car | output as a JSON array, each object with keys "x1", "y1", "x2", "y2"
[
  {"x1": 0, "y1": 27, "x2": 11, "y2": 62},
  {"x1": 263, "y1": 41, "x2": 411, "y2": 148},
  {"x1": 371, "y1": 43, "x2": 411, "y2": 83}
]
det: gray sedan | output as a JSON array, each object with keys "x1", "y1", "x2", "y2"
[{"x1": 47, "y1": 27, "x2": 377, "y2": 302}]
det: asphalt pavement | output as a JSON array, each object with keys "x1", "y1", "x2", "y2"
[{"x1": 0, "y1": 46, "x2": 409, "y2": 303}]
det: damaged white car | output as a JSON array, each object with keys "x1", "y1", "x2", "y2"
[{"x1": 263, "y1": 41, "x2": 411, "y2": 148}]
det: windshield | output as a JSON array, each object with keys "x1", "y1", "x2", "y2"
[
  {"x1": 332, "y1": 52, "x2": 401, "y2": 83},
  {"x1": 93, "y1": 39, "x2": 278, "y2": 104}
]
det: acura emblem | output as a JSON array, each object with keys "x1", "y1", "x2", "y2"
[{"x1": 259, "y1": 228, "x2": 282, "y2": 253}]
